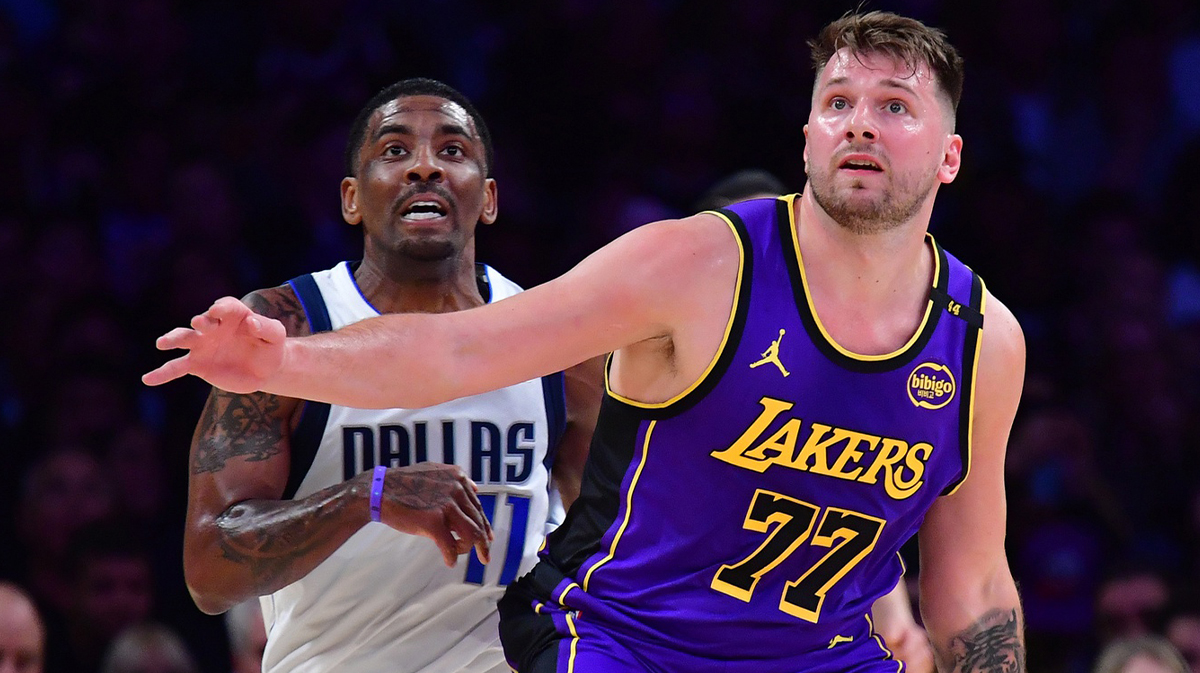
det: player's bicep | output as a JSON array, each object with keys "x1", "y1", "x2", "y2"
[{"x1": 188, "y1": 387, "x2": 297, "y2": 514}]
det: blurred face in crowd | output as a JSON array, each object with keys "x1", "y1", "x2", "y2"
[
  {"x1": 804, "y1": 49, "x2": 961, "y2": 234},
  {"x1": 18, "y1": 450, "x2": 113, "y2": 559},
  {"x1": 0, "y1": 585, "x2": 44, "y2": 673},
  {"x1": 74, "y1": 555, "x2": 153, "y2": 642},
  {"x1": 341, "y1": 95, "x2": 497, "y2": 265},
  {"x1": 1168, "y1": 615, "x2": 1200, "y2": 673},
  {"x1": 1097, "y1": 573, "x2": 1169, "y2": 638}
]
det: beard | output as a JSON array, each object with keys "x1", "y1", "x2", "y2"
[
  {"x1": 395, "y1": 236, "x2": 457, "y2": 262},
  {"x1": 807, "y1": 162, "x2": 938, "y2": 235}
]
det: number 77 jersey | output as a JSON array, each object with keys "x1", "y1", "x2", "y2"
[{"x1": 522, "y1": 195, "x2": 985, "y2": 673}]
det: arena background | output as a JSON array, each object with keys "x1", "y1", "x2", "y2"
[{"x1": 1, "y1": 1, "x2": 1199, "y2": 672}]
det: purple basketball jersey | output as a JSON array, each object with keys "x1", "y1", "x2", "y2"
[{"x1": 523, "y1": 194, "x2": 985, "y2": 673}]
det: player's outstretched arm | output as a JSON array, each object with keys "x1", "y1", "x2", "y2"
[
  {"x1": 918, "y1": 291, "x2": 1026, "y2": 673},
  {"x1": 184, "y1": 289, "x2": 491, "y2": 615},
  {"x1": 146, "y1": 214, "x2": 737, "y2": 410}
]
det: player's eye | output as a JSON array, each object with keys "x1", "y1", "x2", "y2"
[
  {"x1": 385, "y1": 145, "x2": 407, "y2": 156},
  {"x1": 831, "y1": 98, "x2": 848, "y2": 110},
  {"x1": 887, "y1": 101, "x2": 907, "y2": 114}
]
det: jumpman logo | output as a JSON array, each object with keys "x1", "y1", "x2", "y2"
[
  {"x1": 749, "y1": 329, "x2": 790, "y2": 377},
  {"x1": 828, "y1": 635, "x2": 854, "y2": 648}
]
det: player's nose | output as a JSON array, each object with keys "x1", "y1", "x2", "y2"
[
  {"x1": 406, "y1": 145, "x2": 444, "y2": 183},
  {"x1": 845, "y1": 105, "x2": 878, "y2": 141}
]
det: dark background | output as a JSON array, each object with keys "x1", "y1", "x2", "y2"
[{"x1": 1, "y1": 1, "x2": 1199, "y2": 672}]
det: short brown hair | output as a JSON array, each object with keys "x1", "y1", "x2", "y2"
[{"x1": 809, "y1": 11, "x2": 964, "y2": 113}]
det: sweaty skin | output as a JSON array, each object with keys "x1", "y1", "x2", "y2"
[{"x1": 148, "y1": 50, "x2": 1024, "y2": 673}]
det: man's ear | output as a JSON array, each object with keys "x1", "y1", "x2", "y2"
[
  {"x1": 938, "y1": 134, "x2": 962, "y2": 185},
  {"x1": 479, "y1": 178, "x2": 498, "y2": 225},
  {"x1": 341, "y1": 177, "x2": 362, "y2": 225}
]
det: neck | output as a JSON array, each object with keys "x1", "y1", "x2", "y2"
[
  {"x1": 354, "y1": 249, "x2": 485, "y2": 315},
  {"x1": 795, "y1": 185, "x2": 934, "y2": 307}
]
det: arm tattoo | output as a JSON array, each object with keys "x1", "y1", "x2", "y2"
[
  {"x1": 192, "y1": 391, "x2": 287, "y2": 474},
  {"x1": 385, "y1": 469, "x2": 458, "y2": 510},
  {"x1": 214, "y1": 488, "x2": 355, "y2": 590},
  {"x1": 943, "y1": 609, "x2": 1025, "y2": 673},
  {"x1": 191, "y1": 285, "x2": 309, "y2": 475}
]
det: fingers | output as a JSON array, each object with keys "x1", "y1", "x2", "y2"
[
  {"x1": 431, "y1": 527, "x2": 459, "y2": 568},
  {"x1": 249, "y1": 313, "x2": 287, "y2": 344},
  {"x1": 458, "y1": 474, "x2": 493, "y2": 541},
  {"x1": 445, "y1": 507, "x2": 490, "y2": 565},
  {"x1": 155, "y1": 327, "x2": 199, "y2": 351},
  {"x1": 141, "y1": 355, "x2": 192, "y2": 387}
]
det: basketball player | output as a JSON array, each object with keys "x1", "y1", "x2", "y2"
[
  {"x1": 698, "y1": 168, "x2": 935, "y2": 673},
  {"x1": 176, "y1": 78, "x2": 598, "y2": 672},
  {"x1": 146, "y1": 12, "x2": 1026, "y2": 673}
]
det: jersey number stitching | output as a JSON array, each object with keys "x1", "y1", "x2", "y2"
[
  {"x1": 710, "y1": 488, "x2": 885, "y2": 622},
  {"x1": 464, "y1": 493, "x2": 531, "y2": 586}
]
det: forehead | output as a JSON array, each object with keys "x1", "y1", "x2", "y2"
[
  {"x1": 369, "y1": 95, "x2": 478, "y2": 137},
  {"x1": 816, "y1": 48, "x2": 936, "y2": 94}
]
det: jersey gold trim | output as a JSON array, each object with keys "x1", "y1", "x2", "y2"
[
  {"x1": 605, "y1": 213, "x2": 746, "y2": 409},
  {"x1": 784, "y1": 193, "x2": 941, "y2": 362},
  {"x1": 942, "y1": 278, "x2": 987, "y2": 497},
  {"x1": 581, "y1": 420, "x2": 656, "y2": 590}
]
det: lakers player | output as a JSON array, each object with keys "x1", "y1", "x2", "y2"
[
  {"x1": 148, "y1": 12, "x2": 1026, "y2": 673},
  {"x1": 176, "y1": 79, "x2": 598, "y2": 673}
]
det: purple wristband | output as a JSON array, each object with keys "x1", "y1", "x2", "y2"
[{"x1": 369, "y1": 465, "x2": 386, "y2": 523}]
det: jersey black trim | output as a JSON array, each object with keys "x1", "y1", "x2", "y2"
[
  {"x1": 603, "y1": 206, "x2": 754, "y2": 420},
  {"x1": 779, "y1": 197, "x2": 946, "y2": 373},
  {"x1": 930, "y1": 284, "x2": 984, "y2": 329},
  {"x1": 542, "y1": 395, "x2": 643, "y2": 577},
  {"x1": 942, "y1": 271, "x2": 985, "y2": 496},
  {"x1": 284, "y1": 274, "x2": 334, "y2": 500}
]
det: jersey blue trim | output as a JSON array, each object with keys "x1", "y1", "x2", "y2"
[
  {"x1": 284, "y1": 274, "x2": 334, "y2": 499},
  {"x1": 541, "y1": 371, "x2": 567, "y2": 473},
  {"x1": 287, "y1": 274, "x2": 333, "y2": 333}
]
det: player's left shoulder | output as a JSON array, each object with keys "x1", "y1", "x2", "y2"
[{"x1": 975, "y1": 289, "x2": 1025, "y2": 402}]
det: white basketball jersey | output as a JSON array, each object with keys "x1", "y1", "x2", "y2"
[{"x1": 259, "y1": 261, "x2": 566, "y2": 673}]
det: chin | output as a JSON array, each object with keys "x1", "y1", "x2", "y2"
[{"x1": 396, "y1": 240, "x2": 456, "y2": 262}]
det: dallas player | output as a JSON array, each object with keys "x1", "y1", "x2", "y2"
[{"x1": 178, "y1": 78, "x2": 598, "y2": 673}]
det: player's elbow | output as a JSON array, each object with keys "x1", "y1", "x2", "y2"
[
  {"x1": 183, "y1": 530, "x2": 245, "y2": 615},
  {"x1": 184, "y1": 564, "x2": 238, "y2": 615}
]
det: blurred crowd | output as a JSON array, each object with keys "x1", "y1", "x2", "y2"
[{"x1": 0, "y1": 1, "x2": 1198, "y2": 672}]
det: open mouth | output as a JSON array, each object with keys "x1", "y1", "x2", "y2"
[
  {"x1": 839, "y1": 157, "x2": 884, "y2": 172},
  {"x1": 401, "y1": 200, "x2": 449, "y2": 221}
]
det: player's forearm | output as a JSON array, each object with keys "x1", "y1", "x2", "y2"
[
  {"x1": 185, "y1": 475, "x2": 370, "y2": 614},
  {"x1": 923, "y1": 576, "x2": 1025, "y2": 673},
  {"x1": 266, "y1": 314, "x2": 462, "y2": 409}
]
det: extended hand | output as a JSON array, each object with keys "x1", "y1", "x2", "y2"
[
  {"x1": 377, "y1": 463, "x2": 494, "y2": 567},
  {"x1": 143, "y1": 297, "x2": 287, "y2": 392}
]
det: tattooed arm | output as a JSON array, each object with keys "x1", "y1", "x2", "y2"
[
  {"x1": 183, "y1": 287, "x2": 491, "y2": 615},
  {"x1": 918, "y1": 292, "x2": 1026, "y2": 673}
]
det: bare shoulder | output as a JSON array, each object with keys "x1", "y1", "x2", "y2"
[
  {"x1": 615, "y1": 213, "x2": 742, "y2": 295},
  {"x1": 243, "y1": 284, "x2": 311, "y2": 338},
  {"x1": 978, "y1": 289, "x2": 1025, "y2": 381}
]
